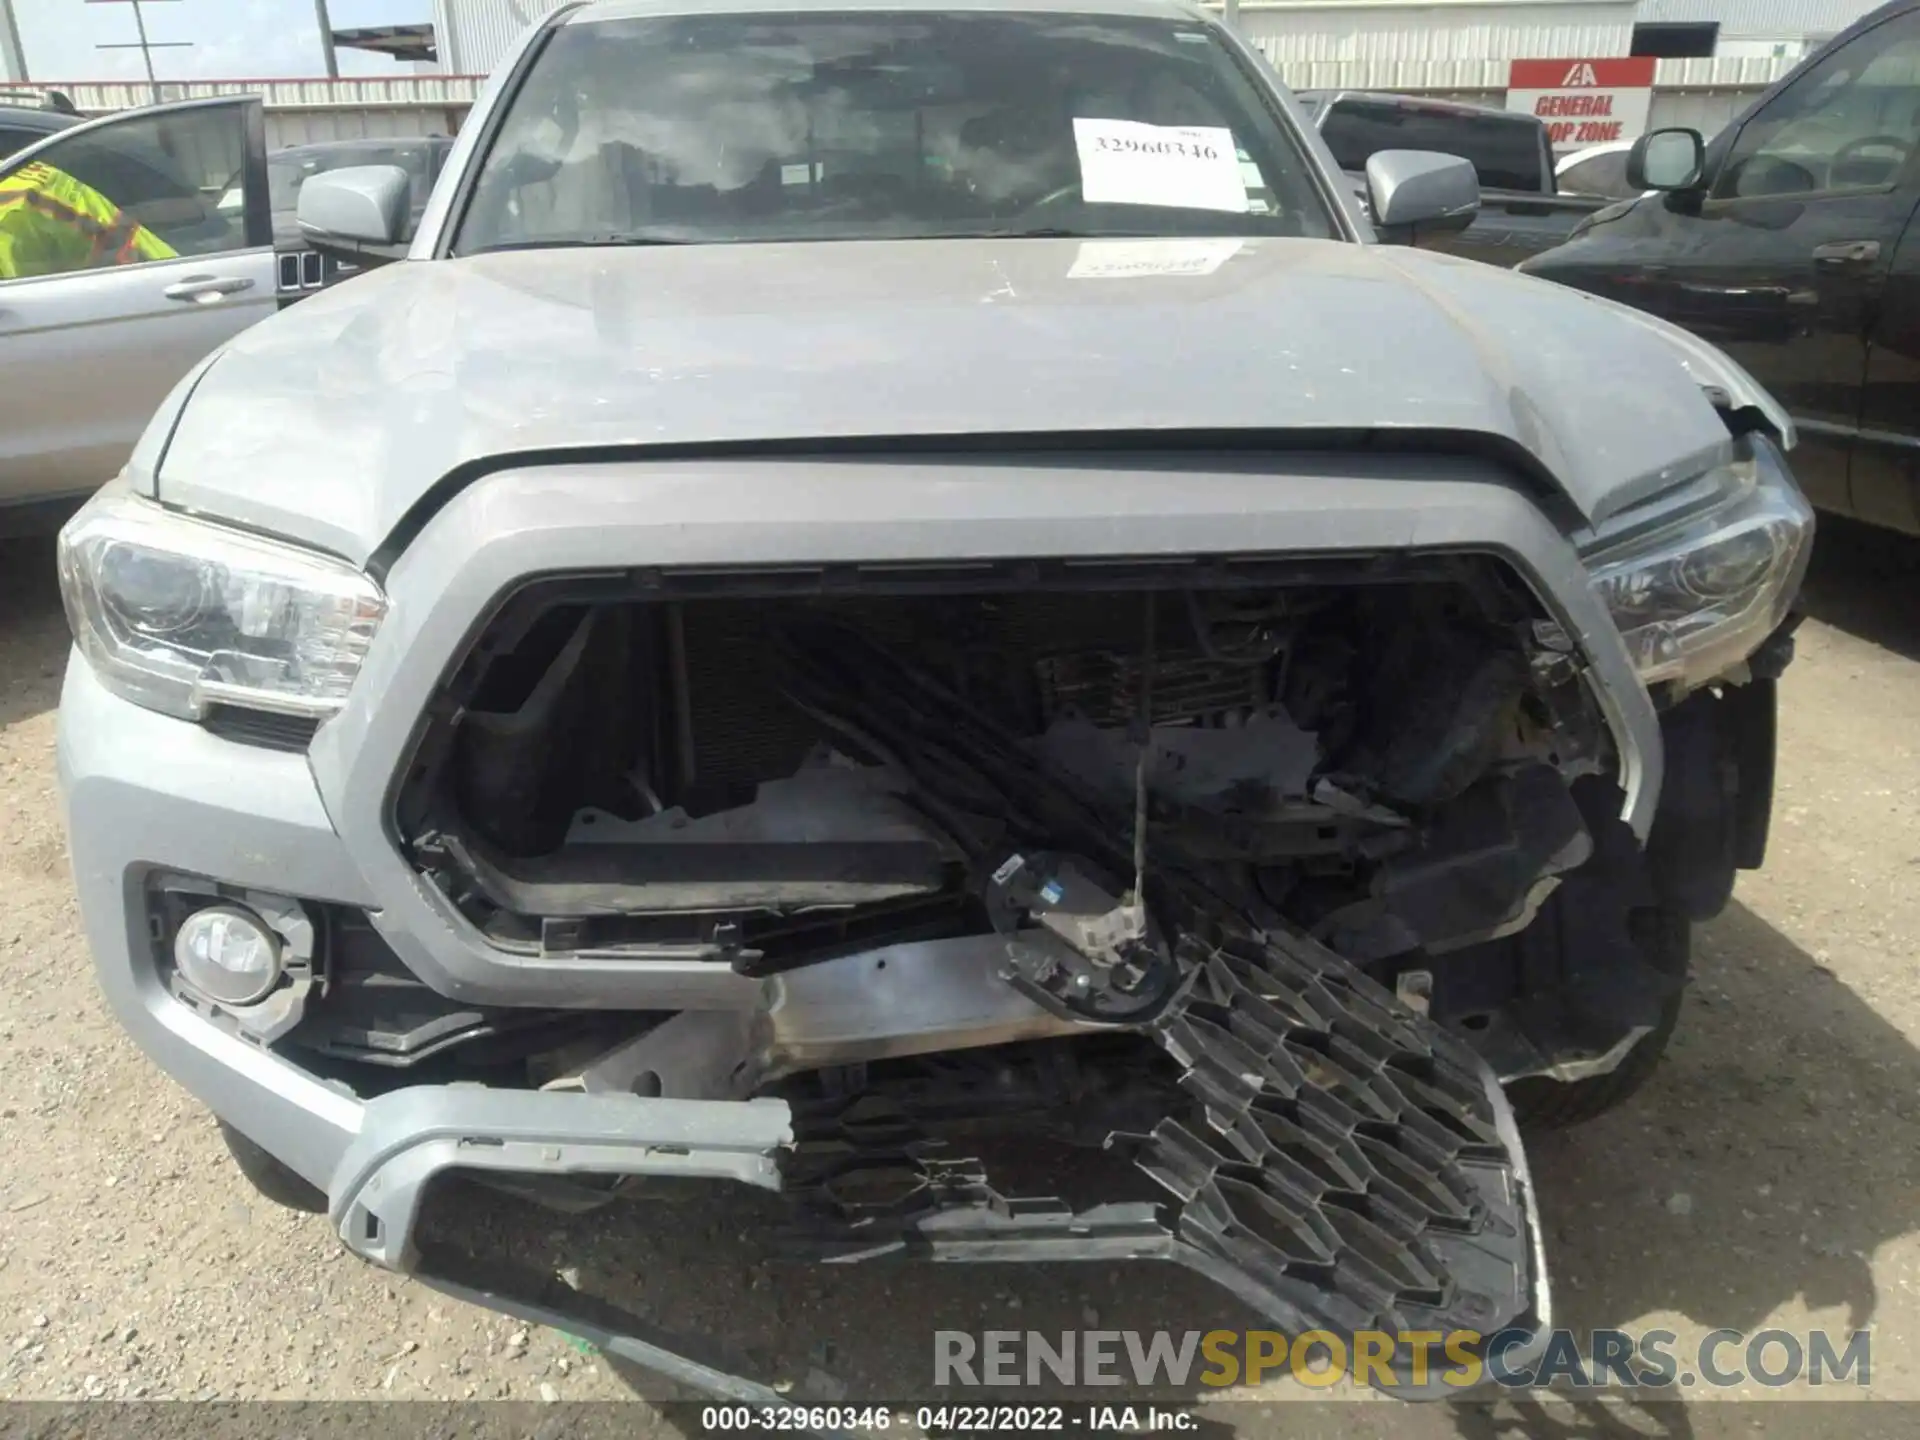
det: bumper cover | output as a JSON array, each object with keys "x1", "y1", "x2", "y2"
[{"x1": 61, "y1": 648, "x2": 1549, "y2": 1397}]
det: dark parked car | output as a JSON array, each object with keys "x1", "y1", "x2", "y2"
[
  {"x1": 0, "y1": 103, "x2": 78, "y2": 160},
  {"x1": 1523, "y1": 0, "x2": 1920, "y2": 535},
  {"x1": 1299, "y1": 90, "x2": 1612, "y2": 265}
]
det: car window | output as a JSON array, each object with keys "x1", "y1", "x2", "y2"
[
  {"x1": 0, "y1": 105, "x2": 251, "y2": 282},
  {"x1": 270, "y1": 142, "x2": 436, "y2": 220},
  {"x1": 1558, "y1": 148, "x2": 1635, "y2": 198},
  {"x1": 1318, "y1": 98, "x2": 1545, "y2": 191},
  {"x1": 1715, "y1": 9, "x2": 1920, "y2": 198},
  {"x1": 0, "y1": 125, "x2": 50, "y2": 160},
  {"x1": 454, "y1": 10, "x2": 1338, "y2": 251}
]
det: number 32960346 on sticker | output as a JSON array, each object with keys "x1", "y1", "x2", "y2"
[{"x1": 1072, "y1": 117, "x2": 1250, "y2": 213}]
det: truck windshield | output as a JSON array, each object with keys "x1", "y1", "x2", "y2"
[
  {"x1": 453, "y1": 9, "x2": 1340, "y2": 251},
  {"x1": 1319, "y1": 97, "x2": 1546, "y2": 193}
]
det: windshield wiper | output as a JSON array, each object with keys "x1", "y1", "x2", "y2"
[
  {"x1": 472, "y1": 234, "x2": 696, "y2": 253},
  {"x1": 471, "y1": 228, "x2": 1216, "y2": 253},
  {"x1": 907, "y1": 227, "x2": 1185, "y2": 240}
]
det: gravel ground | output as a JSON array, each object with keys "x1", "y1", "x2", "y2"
[{"x1": 1, "y1": 516, "x2": 1917, "y2": 1436}]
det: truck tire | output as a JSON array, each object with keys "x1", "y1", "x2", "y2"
[
  {"x1": 218, "y1": 1119, "x2": 329, "y2": 1213},
  {"x1": 1508, "y1": 905, "x2": 1691, "y2": 1129}
]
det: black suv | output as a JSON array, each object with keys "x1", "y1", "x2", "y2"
[{"x1": 1524, "y1": 0, "x2": 1920, "y2": 536}]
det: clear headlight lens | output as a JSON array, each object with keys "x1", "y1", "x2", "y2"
[
  {"x1": 57, "y1": 488, "x2": 386, "y2": 721},
  {"x1": 1581, "y1": 434, "x2": 1812, "y2": 690}
]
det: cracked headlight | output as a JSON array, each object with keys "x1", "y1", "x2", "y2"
[
  {"x1": 57, "y1": 487, "x2": 386, "y2": 721},
  {"x1": 1581, "y1": 433, "x2": 1812, "y2": 691}
]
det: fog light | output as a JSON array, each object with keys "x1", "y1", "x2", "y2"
[{"x1": 173, "y1": 905, "x2": 282, "y2": 1006}]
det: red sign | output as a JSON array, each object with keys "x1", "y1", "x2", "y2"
[{"x1": 1506, "y1": 57, "x2": 1657, "y2": 150}]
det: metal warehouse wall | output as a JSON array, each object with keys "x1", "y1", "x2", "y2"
[
  {"x1": 1233, "y1": 0, "x2": 1798, "y2": 121},
  {"x1": 433, "y1": 0, "x2": 569, "y2": 76},
  {"x1": 52, "y1": 78, "x2": 482, "y2": 148},
  {"x1": 1637, "y1": 0, "x2": 1876, "y2": 37},
  {"x1": 1241, "y1": 0, "x2": 1635, "y2": 91},
  {"x1": 264, "y1": 106, "x2": 460, "y2": 147}
]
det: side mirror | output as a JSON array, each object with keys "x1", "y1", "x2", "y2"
[
  {"x1": 1364, "y1": 150, "x2": 1479, "y2": 241},
  {"x1": 1628, "y1": 128, "x2": 1706, "y2": 192},
  {"x1": 297, "y1": 164, "x2": 411, "y2": 262}
]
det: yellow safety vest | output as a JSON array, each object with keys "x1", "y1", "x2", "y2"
[{"x1": 0, "y1": 160, "x2": 178, "y2": 281}]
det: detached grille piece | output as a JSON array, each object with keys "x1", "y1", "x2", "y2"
[{"x1": 780, "y1": 920, "x2": 1540, "y2": 1384}]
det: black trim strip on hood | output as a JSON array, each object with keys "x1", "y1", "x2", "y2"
[{"x1": 365, "y1": 425, "x2": 1574, "y2": 584}]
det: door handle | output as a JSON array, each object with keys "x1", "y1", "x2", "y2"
[
  {"x1": 1811, "y1": 239, "x2": 1882, "y2": 270},
  {"x1": 162, "y1": 275, "x2": 255, "y2": 303}
]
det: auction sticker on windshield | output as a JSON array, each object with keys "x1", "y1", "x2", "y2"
[
  {"x1": 1068, "y1": 238, "x2": 1243, "y2": 279},
  {"x1": 1073, "y1": 118, "x2": 1249, "y2": 213}
]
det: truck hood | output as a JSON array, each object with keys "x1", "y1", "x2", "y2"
[{"x1": 153, "y1": 236, "x2": 1748, "y2": 566}]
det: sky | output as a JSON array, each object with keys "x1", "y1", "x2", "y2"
[{"x1": 15, "y1": 0, "x2": 428, "y2": 82}]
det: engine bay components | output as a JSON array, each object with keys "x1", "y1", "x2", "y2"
[{"x1": 400, "y1": 557, "x2": 1609, "y2": 981}]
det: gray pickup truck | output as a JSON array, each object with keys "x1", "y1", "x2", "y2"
[
  {"x1": 56, "y1": 0, "x2": 1811, "y2": 1404},
  {"x1": 1300, "y1": 90, "x2": 1615, "y2": 266}
]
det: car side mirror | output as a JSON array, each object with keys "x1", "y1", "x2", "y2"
[
  {"x1": 1364, "y1": 150, "x2": 1479, "y2": 242},
  {"x1": 1628, "y1": 128, "x2": 1706, "y2": 192},
  {"x1": 297, "y1": 164, "x2": 411, "y2": 263}
]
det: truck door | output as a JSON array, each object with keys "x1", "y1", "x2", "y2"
[
  {"x1": 1647, "y1": 8, "x2": 1920, "y2": 518},
  {"x1": 1853, "y1": 182, "x2": 1920, "y2": 534},
  {"x1": 0, "y1": 98, "x2": 274, "y2": 517}
]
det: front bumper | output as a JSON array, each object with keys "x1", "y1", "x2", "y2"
[
  {"x1": 62, "y1": 647, "x2": 1555, "y2": 1401},
  {"x1": 58, "y1": 455, "x2": 1642, "y2": 1398},
  {"x1": 60, "y1": 652, "x2": 1559, "y2": 1397}
]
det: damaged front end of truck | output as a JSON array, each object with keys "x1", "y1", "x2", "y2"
[
  {"x1": 316, "y1": 549, "x2": 1686, "y2": 1393},
  {"x1": 55, "y1": 416, "x2": 1813, "y2": 1409}
]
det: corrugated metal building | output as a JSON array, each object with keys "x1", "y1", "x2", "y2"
[
  {"x1": 1233, "y1": 0, "x2": 1878, "y2": 84},
  {"x1": 1637, "y1": 0, "x2": 1885, "y2": 57},
  {"x1": 430, "y1": 0, "x2": 569, "y2": 76},
  {"x1": 1241, "y1": 0, "x2": 1635, "y2": 92},
  {"x1": 39, "y1": 77, "x2": 481, "y2": 149}
]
